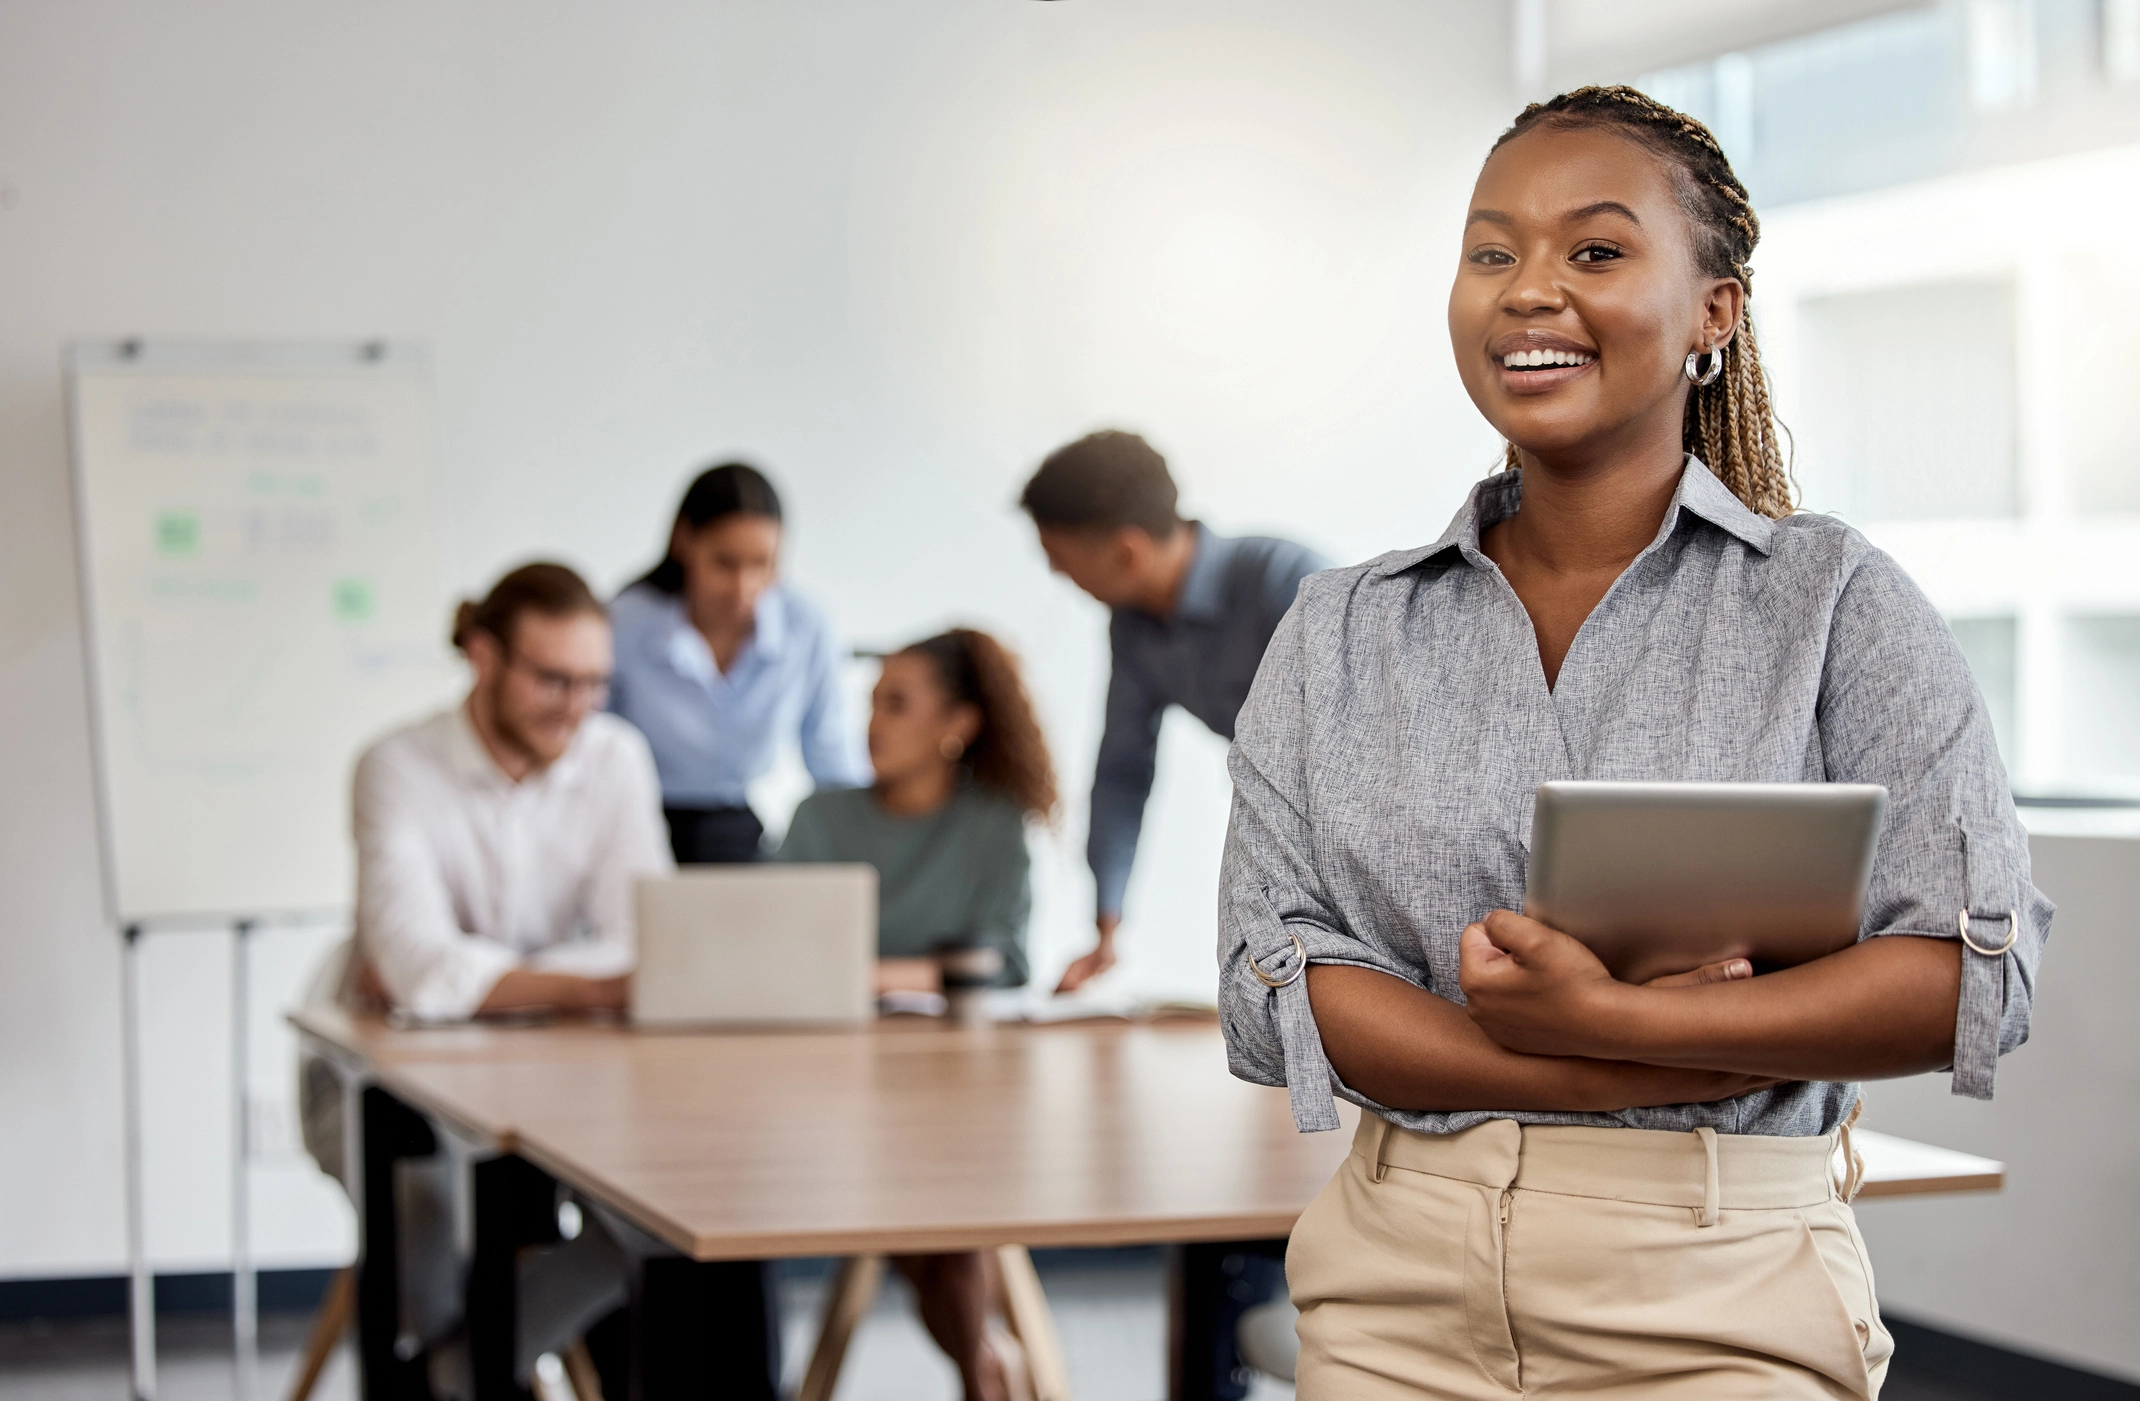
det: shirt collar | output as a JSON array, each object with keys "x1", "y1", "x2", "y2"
[
  {"x1": 1671, "y1": 455, "x2": 1777, "y2": 553},
  {"x1": 1171, "y1": 523, "x2": 1234, "y2": 622},
  {"x1": 445, "y1": 699, "x2": 588, "y2": 789},
  {"x1": 653, "y1": 584, "x2": 792, "y2": 681},
  {"x1": 1372, "y1": 455, "x2": 1774, "y2": 578}
]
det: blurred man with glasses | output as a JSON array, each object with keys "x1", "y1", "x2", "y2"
[
  {"x1": 315, "y1": 563, "x2": 783, "y2": 1399},
  {"x1": 350, "y1": 560, "x2": 671, "y2": 1019}
]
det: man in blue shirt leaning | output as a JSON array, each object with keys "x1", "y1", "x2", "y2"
[
  {"x1": 1022, "y1": 430, "x2": 1326, "y2": 1400},
  {"x1": 1022, "y1": 430, "x2": 1329, "y2": 994}
]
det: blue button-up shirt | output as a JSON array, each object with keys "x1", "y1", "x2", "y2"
[
  {"x1": 1091, "y1": 525, "x2": 1330, "y2": 917},
  {"x1": 607, "y1": 582, "x2": 870, "y2": 807}
]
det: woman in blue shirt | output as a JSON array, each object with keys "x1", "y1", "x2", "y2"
[{"x1": 609, "y1": 462, "x2": 871, "y2": 862}]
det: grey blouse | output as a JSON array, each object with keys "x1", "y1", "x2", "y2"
[{"x1": 1218, "y1": 460, "x2": 2052, "y2": 1136}]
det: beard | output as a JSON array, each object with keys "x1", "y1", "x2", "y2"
[{"x1": 483, "y1": 674, "x2": 577, "y2": 770}]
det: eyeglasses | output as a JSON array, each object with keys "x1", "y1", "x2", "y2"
[{"x1": 504, "y1": 650, "x2": 612, "y2": 705}]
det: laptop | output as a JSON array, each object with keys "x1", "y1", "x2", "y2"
[
  {"x1": 1524, "y1": 781, "x2": 1887, "y2": 985},
  {"x1": 632, "y1": 866, "x2": 877, "y2": 1028}
]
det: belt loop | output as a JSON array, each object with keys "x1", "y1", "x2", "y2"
[
  {"x1": 1694, "y1": 1127, "x2": 1720, "y2": 1227},
  {"x1": 1834, "y1": 1099, "x2": 1867, "y2": 1203},
  {"x1": 1371, "y1": 1118, "x2": 1395, "y2": 1184}
]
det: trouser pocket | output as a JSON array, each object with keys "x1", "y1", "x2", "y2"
[{"x1": 1290, "y1": 1151, "x2": 1519, "y2": 1399}]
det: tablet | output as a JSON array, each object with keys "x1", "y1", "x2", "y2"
[{"x1": 1523, "y1": 781, "x2": 1887, "y2": 985}]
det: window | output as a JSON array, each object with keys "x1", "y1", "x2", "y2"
[
  {"x1": 2060, "y1": 254, "x2": 2140, "y2": 513},
  {"x1": 2062, "y1": 617, "x2": 2140, "y2": 788},
  {"x1": 1641, "y1": 0, "x2": 2140, "y2": 816},
  {"x1": 1795, "y1": 281, "x2": 2018, "y2": 522}
]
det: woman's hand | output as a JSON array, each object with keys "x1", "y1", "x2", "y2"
[
  {"x1": 1458, "y1": 910, "x2": 1623, "y2": 1056},
  {"x1": 1458, "y1": 910, "x2": 1756, "y2": 1056}
]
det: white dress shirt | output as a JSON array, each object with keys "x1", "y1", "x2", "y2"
[{"x1": 354, "y1": 704, "x2": 674, "y2": 1020}]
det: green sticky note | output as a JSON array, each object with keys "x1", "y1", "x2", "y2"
[
  {"x1": 332, "y1": 576, "x2": 375, "y2": 622},
  {"x1": 155, "y1": 510, "x2": 199, "y2": 556}
]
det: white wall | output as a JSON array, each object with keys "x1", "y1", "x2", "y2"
[
  {"x1": 0, "y1": 0, "x2": 1511, "y2": 1279},
  {"x1": 1856, "y1": 834, "x2": 2140, "y2": 1384}
]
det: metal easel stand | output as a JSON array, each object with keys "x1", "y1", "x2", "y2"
[
  {"x1": 121, "y1": 917, "x2": 266, "y2": 1401},
  {"x1": 122, "y1": 922, "x2": 155, "y2": 1401},
  {"x1": 232, "y1": 918, "x2": 259, "y2": 1401}
]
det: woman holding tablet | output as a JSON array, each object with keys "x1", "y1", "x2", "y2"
[
  {"x1": 608, "y1": 462, "x2": 871, "y2": 862},
  {"x1": 1218, "y1": 87, "x2": 2049, "y2": 1399}
]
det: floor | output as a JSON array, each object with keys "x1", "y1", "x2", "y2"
[
  {"x1": 0, "y1": 1254, "x2": 1293, "y2": 1401},
  {"x1": 0, "y1": 1254, "x2": 2126, "y2": 1401}
]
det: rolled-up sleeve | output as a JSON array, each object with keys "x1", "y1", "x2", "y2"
[
  {"x1": 1219, "y1": 600, "x2": 1414, "y2": 1132},
  {"x1": 1818, "y1": 553, "x2": 2052, "y2": 1100}
]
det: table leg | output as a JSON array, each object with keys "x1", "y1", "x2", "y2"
[
  {"x1": 796, "y1": 1255, "x2": 883, "y2": 1401},
  {"x1": 628, "y1": 1257, "x2": 782, "y2": 1401},
  {"x1": 358, "y1": 1088, "x2": 440, "y2": 1401},
  {"x1": 468, "y1": 1155, "x2": 564, "y2": 1401},
  {"x1": 994, "y1": 1247, "x2": 1073, "y2": 1401},
  {"x1": 1166, "y1": 1239, "x2": 1289, "y2": 1401}
]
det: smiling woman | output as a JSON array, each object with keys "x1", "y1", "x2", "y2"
[
  {"x1": 1216, "y1": 86, "x2": 2051, "y2": 1400},
  {"x1": 1467, "y1": 87, "x2": 1793, "y2": 522}
]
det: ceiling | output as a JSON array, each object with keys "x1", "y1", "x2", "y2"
[{"x1": 1539, "y1": 0, "x2": 1934, "y2": 87}]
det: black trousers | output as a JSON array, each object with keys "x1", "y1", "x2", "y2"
[
  {"x1": 357, "y1": 1087, "x2": 780, "y2": 1401},
  {"x1": 1176, "y1": 1239, "x2": 1289, "y2": 1400},
  {"x1": 663, "y1": 804, "x2": 765, "y2": 865}
]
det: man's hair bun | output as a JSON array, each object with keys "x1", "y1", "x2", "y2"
[{"x1": 450, "y1": 563, "x2": 605, "y2": 654}]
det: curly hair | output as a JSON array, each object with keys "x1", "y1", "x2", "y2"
[
  {"x1": 1489, "y1": 85, "x2": 1794, "y2": 519},
  {"x1": 903, "y1": 628, "x2": 1058, "y2": 820}
]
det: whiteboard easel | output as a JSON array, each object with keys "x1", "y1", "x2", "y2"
[{"x1": 67, "y1": 341, "x2": 453, "y2": 1400}]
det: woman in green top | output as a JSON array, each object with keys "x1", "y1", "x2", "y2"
[{"x1": 780, "y1": 626, "x2": 1056, "y2": 1401}]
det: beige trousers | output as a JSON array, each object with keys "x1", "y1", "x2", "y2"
[{"x1": 1289, "y1": 1116, "x2": 1892, "y2": 1399}]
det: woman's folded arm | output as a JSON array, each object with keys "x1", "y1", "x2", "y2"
[
  {"x1": 1457, "y1": 911, "x2": 1962, "y2": 1083},
  {"x1": 1310, "y1": 962, "x2": 1786, "y2": 1113}
]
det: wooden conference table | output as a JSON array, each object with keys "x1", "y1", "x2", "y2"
[{"x1": 294, "y1": 1007, "x2": 2003, "y2": 1400}]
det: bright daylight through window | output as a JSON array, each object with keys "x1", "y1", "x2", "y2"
[{"x1": 1643, "y1": 0, "x2": 2140, "y2": 820}]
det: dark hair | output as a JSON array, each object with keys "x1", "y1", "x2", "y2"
[
  {"x1": 634, "y1": 461, "x2": 785, "y2": 595},
  {"x1": 1018, "y1": 430, "x2": 1181, "y2": 538},
  {"x1": 1490, "y1": 86, "x2": 1793, "y2": 519},
  {"x1": 451, "y1": 562, "x2": 605, "y2": 653},
  {"x1": 902, "y1": 629, "x2": 1057, "y2": 820}
]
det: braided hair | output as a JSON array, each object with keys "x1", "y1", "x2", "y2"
[{"x1": 1490, "y1": 86, "x2": 1794, "y2": 519}]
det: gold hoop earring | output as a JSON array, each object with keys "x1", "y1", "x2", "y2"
[
  {"x1": 939, "y1": 734, "x2": 966, "y2": 762},
  {"x1": 1684, "y1": 346, "x2": 1724, "y2": 387}
]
